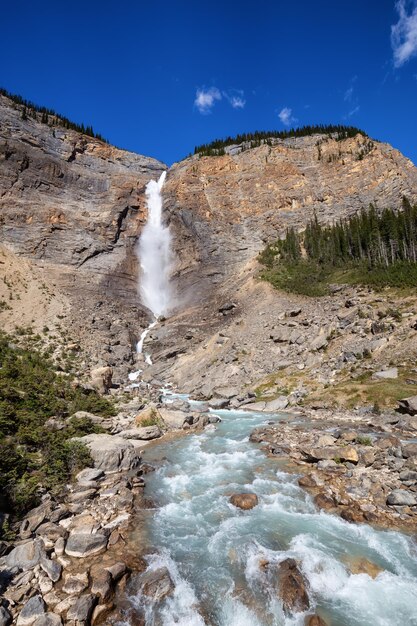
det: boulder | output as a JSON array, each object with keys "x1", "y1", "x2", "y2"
[
  {"x1": 213, "y1": 386, "x2": 239, "y2": 399},
  {"x1": 277, "y1": 558, "x2": 310, "y2": 614},
  {"x1": 6, "y1": 538, "x2": 46, "y2": 570},
  {"x1": 65, "y1": 532, "x2": 107, "y2": 558},
  {"x1": 90, "y1": 366, "x2": 112, "y2": 393},
  {"x1": 75, "y1": 434, "x2": 141, "y2": 472},
  {"x1": 75, "y1": 468, "x2": 104, "y2": 484},
  {"x1": 158, "y1": 408, "x2": 188, "y2": 430},
  {"x1": 398, "y1": 395, "x2": 417, "y2": 415},
  {"x1": 66, "y1": 594, "x2": 96, "y2": 622},
  {"x1": 317, "y1": 435, "x2": 336, "y2": 447},
  {"x1": 16, "y1": 596, "x2": 45, "y2": 626},
  {"x1": 372, "y1": 368, "x2": 398, "y2": 380},
  {"x1": 62, "y1": 572, "x2": 89, "y2": 595},
  {"x1": 310, "y1": 333, "x2": 328, "y2": 351},
  {"x1": 264, "y1": 397, "x2": 288, "y2": 412},
  {"x1": 141, "y1": 567, "x2": 174, "y2": 602},
  {"x1": 386, "y1": 489, "x2": 417, "y2": 506},
  {"x1": 135, "y1": 404, "x2": 161, "y2": 426},
  {"x1": 242, "y1": 401, "x2": 266, "y2": 412},
  {"x1": 208, "y1": 398, "x2": 229, "y2": 409},
  {"x1": 230, "y1": 493, "x2": 259, "y2": 510},
  {"x1": 40, "y1": 557, "x2": 62, "y2": 582},
  {"x1": 118, "y1": 426, "x2": 161, "y2": 440},
  {"x1": 302, "y1": 446, "x2": 358, "y2": 464}
]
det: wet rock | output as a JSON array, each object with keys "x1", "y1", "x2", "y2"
[
  {"x1": 16, "y1": 595, "x2": 45, "y2": 626},
  {"x1": 65, "y1": 532, "x2": 107, "y2": 558},
  {"x1": 298, "y1": 474, "x2": 318, "y2": 488},
  {"x1": 105, "y1": 561, "x2": 128, "y2": 582},
  {"x1": 0, "y1": 607, "x2": 12, "y2": 626},
  {"x1": 75, "y1": 434, "x2": 141, "y2": 472},
  {"x1": 386, "y1": 489, "x2": 417, "y2": 506},
  {"x1": 314, "y1": 493, "x2": 336, "y2": 510},
  {"x1": 305, "y1": 615, "x2": 327, "y2": 626},
  {"x1": 343, "y1": 556, "x2": 383, "y2": 578},
  {"x1": 208, "y1": 398, "x2": 229, "y2": 409},
  {"x1": 230, "y1": 493, "x2": 259, "y2": 510},
  {"x1": 277, "y1": 558, "x2": 310, "y2": 614},
  {"x1": 141, "y1": 567, "x2": 174, "y2": 602},
  {"x1": 6, "y1": 538, "x2": 46, "y2": 570},
  {"x1": 66, "y1": 594, "x2": 96, "y2": 622}
]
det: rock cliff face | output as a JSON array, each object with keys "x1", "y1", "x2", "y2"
[
  {"x1": 2, "y1": 92, "x2": 417, "y2": 390},
  {"x1": 0, "y1": 94, "x2": 165, "y2": 378},
  {"x1": 164, "y1": 134, "x2": 417, "y2": 303}
]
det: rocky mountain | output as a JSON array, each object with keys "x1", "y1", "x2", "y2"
[
  {"x1": 1, "y1": 92, "x2": 417, "y2": 393},
  {"x1": 2, "y1": 93, "x2": 417, "y2": 626}
]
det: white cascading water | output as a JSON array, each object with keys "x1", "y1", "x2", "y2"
[{"x1": 136, "y1": 171, "x2": 172, "y2": 318}]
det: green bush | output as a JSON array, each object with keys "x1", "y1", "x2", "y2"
[{"x1": 0, "y1": 331, "x2": 112, "y2": 523}]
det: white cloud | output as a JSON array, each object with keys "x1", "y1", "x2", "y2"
[
  {"x1": 223, "y1": 90, "x2": 246, "y2": 109},
  {"x1": 278, "y1": 107, "x2": 296, "y2": 126},
  {"x1": 344, "y1": 86, "x2": 354, "y2": 101},
  {"x1": 347, "y1": 105, "x2": 360, "y2": 117},
  {"x1": 194, "y1": 87, "x2": 222, "y2": 114},
  {"x1": 391, "y1": 0, "x2": 417, "y2": 67}
]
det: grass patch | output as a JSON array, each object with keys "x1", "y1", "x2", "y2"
[
  {"x1": 306, "y1": 370, "x2": 413, "y2": 410},
  {"x1": 260, "y1": 260, "x2": 417, "y2": 297}
]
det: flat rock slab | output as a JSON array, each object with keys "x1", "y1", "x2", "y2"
[
  {"x1": 372, "y1": 368, "x2": 398, "y2": 380},
  {"x1": 75, "y1": 434, "x2": 141, "y2": 472},
  {"x1": 159, "y1": 408, "x2": 188, "y2": 429},
  {"x1": 65, "y1": 533, "x2": 107, "y2": 558}
]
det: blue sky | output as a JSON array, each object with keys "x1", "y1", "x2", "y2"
[{"x1": 1, "y1": 1, "x2": 417, "y2": 165}]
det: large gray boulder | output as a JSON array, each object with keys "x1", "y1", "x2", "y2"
[
  {"x1": 65, "y1": 532, "x2": 107, "y2": 558},
  {"x1": 75, "y1": 434, "x2": 141, "y2": 472},
  {"x1": 6, "y1": 538, "x2": 46, "y2": 570},
  {"x1": 16, "y1": 596, "x2": 45, "y2": 626},
  {"x1": 117, "y1": 425, "x2": 161, "y2": 440},
  {"x1": 386, "y1": 489, "x2": 417, "y2": 506},
  {"x1": 158, "y1": 408, "x2": 188, "y2": 429},
  {"x1": 264, "y1": 396, "x2": 289, "y2": 411}
]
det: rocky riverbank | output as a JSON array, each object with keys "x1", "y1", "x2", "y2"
[{"x1": 250, "y1": 405, "x2": 417, "y2": 530}]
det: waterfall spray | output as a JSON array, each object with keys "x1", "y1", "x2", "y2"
[{"x1": 136, "y1": 171, "x2": 173, "y2": 318}]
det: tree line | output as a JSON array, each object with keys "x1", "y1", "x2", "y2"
[
  {"x1": 259, "y1": 198, "x2": 417, "y2": 295},
  {"x1": 0, "y1": 87, "x2": 108, "y2": 143},
  {"x1": 194, "y1": 125, "x2": 368, "y2": 157},
  {"x1": 264, "y1": 198, "x2": 417, "y2": 269}
]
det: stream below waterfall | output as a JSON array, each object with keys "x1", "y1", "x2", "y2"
[{"x1": 122, "y1": 395, "x2": 417, "y2": 626}]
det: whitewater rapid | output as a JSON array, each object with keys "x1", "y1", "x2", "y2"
[{"x1": 122, "y1": 397, "x2": 417, "y2": 626}]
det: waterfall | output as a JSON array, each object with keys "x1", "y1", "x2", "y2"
[{"x1": 136, "y1": 171, "x2": 173, "y2": 318}]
